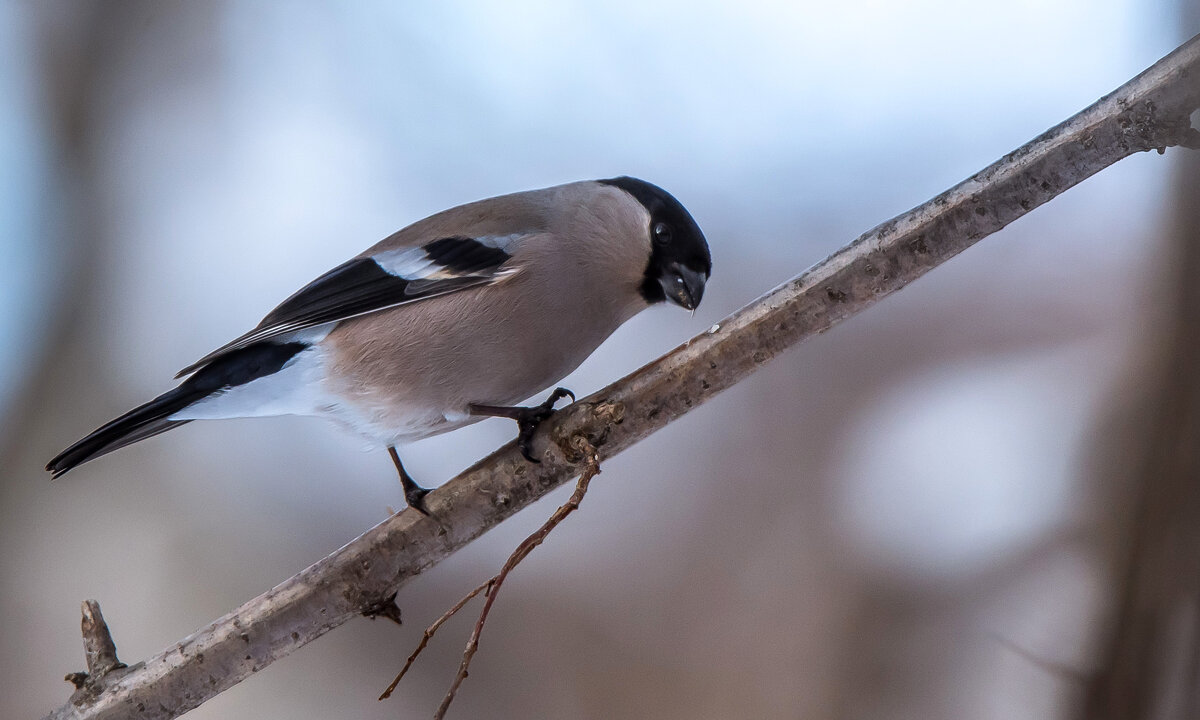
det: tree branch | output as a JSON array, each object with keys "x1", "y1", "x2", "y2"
[{"x1": 45, "y1": 34, "x2": 1200, "y2": 720}]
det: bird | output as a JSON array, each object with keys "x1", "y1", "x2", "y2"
[{"x1": 46, "y1": 177, "x2": 711, "y2": 514}]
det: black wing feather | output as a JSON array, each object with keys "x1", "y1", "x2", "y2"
[
  {"x1": 260, "y1": 258, "x2": 413, "y2": 329},
  {"x1": 423, "y1": 236, "x2": 510, "y2": 274}
]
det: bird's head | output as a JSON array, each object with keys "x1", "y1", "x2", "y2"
[{"x1": 598, "y1": 176, "x2": 711, "y2": 311}]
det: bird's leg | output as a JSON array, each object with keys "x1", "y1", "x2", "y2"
[
  {"x1": 468, "y1": 387, "x2": 576, "y2": 463},
  {"x1": 388, "y1": 446, "x2": 430, "y2": 516}
]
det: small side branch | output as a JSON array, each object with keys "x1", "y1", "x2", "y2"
[
  {"x1": 378, "y1": 440, "x2": 601, "y2": 719},
  {"x1": 64, "y1": 601, "x2": 128, "y2": 702},
  {"x1": 362, "y1": 591, "x2": 404, "y2": 626},
  {"x1": 377, "y1": 580, "x2": 493, "y2": 701},
  {"x1": 434, "y1": 441, "x2": 599, "y2": 719}
]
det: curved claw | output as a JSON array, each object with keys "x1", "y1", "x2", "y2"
[{"x1": 547, "y1": 387, "x2": 576, "y2": 405}]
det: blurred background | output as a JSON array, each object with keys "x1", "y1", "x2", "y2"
[{"x1": 2, "y1": 1, "x2": 1198, "y2": 718}]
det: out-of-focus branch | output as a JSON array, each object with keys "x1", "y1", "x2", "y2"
[{"x1": 44, "y1": 34, "x2": 1200, "y2": 720}]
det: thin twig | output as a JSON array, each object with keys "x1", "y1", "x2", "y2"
[
  {"x1": 43, "y1": 35, "x2": 1200, "y2": 720},
  {"x1": 435, "y1": 444, "x2": 600, "y2": 719},
  {"x1": 380, "y1": 443, "x2": 600, "y2": 707},
  {"x1": 377, "y1": 579, "x2": 493, "y2": 701}
]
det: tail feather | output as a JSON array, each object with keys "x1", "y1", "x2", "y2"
[
  {"x1": 46, "y1": 341, "x2": 308, "y2": 477},
  {"x1": 46, "y1": 390, "x2": 196, "y2": 477}
]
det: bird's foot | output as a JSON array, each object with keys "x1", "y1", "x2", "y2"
[
  {"x1": 468, "y1": 387, "x2": 576, "y2": 462},
  {"x1": 514, "y1": 387, "x2": 575, "y2": 462},
  {"x1": 404, "y1": 485, "x2": 431, "y2": 516}
]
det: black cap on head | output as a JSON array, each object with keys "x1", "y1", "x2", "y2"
[{"x1": 597, "y1": 176, "x2": 711, "y2": 309}]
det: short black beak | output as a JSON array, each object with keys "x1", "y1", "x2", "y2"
[{"x1": 659, "y1": 263, "x2": 706, "y2": 311}]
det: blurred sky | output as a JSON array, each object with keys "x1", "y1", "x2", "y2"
[{"x1": 1, "y1": 2, "x2": 1194, "y2": 719}]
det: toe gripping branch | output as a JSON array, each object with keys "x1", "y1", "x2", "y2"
[
  {"x1": 514, "y1": 387, "x2": 576, "y2": 462},
  {"x1": 470, "y1": 387, "x2": 576, "y2": 463}
]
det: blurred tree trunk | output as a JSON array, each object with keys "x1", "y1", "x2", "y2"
[
  {"x1": 1084, "y1": 157, "x2": 1200, "y2": 720},
  {"x1": 1082, "y1": 12, "x2": 1200, "y2": 717},
  {"x1": 0, "y1": 1, "x2": 133, "y2": 459}
]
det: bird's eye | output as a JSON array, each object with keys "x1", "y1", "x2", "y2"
[{"x1": 653, "y1": 222, "x2": 673, "y2": 245}]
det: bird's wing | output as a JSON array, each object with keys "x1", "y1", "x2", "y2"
[{"x1": 176, "y1": 234, "x2": 523, "y2": 377}]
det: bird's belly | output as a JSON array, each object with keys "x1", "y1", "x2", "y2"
[
  {"x1": 322, "y1": 336, "x2": 576, "y2": 443},
  {"x1": 317, "y1": 396, "x2": 479, "y2": 446},
  {"x1": 320, "y1": 278, "x2": 634, "y2": 444}
]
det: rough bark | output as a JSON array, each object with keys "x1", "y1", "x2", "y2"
[{"x1": 45, "y1": 34, "x2": 1200, "y2": 720}]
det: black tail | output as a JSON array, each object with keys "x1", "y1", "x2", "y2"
[
  {"x1": 45, "y1": 390, "x2": 196, "y2": 477},
  {"x1": 46, "y1": 341, "x2": 307, "y2": 477}
]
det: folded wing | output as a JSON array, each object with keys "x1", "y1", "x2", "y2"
[{"x1": 176, "y1": 235, "x2": 521, "y2": 377}]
